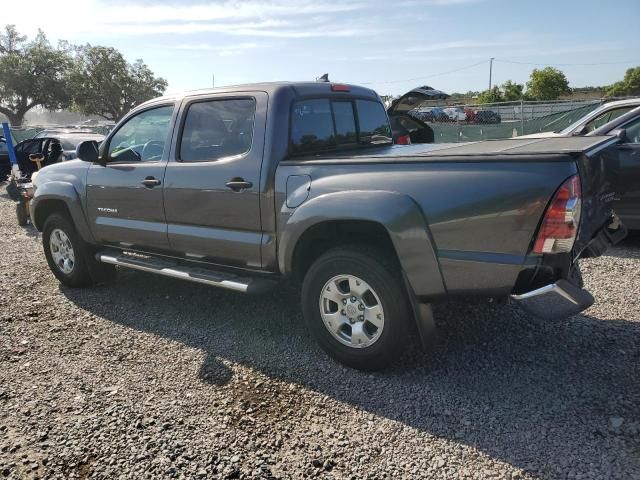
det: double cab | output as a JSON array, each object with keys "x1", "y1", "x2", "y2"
[{"x1": 30, "y1": 82, "x2": 625, "y2": 370}]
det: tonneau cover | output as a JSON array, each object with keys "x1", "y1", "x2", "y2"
[
  {"x1": 415, "y1": 136, "x2": 617, "y2": 156},
  {"x1": 288, "y1": 135, "x2": 619, "y2": 163}
]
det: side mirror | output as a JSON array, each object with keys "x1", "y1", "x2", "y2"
[
  {"x1": 614, "y1": 128, "x2": 628, "y2": 143},
  {"x1": 76, "y1": 140, "x2": 100, "y2": 164}
]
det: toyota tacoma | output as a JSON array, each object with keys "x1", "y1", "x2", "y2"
[{"x1": 29, "y1": 82, "x2": 626, "y2": 370}]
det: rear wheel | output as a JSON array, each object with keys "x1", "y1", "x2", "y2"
[{"x1": 301, "y1": 246, "x2": 411, "y2": 370}]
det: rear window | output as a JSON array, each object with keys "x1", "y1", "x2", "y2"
[{"x1": 290, "y1": 98, "x2": 391, "y2": 156}]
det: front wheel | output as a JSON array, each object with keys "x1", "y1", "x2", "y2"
[
  {"x1": 301, "y1": 247, "x2": 412, "y2": 371},
  {"x1": 42, "y1": 213, "x2": 106, "y2": 288}
]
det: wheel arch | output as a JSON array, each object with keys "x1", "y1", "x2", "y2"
[
  {"x1": 31, "y1": 182, "x2": 94, "y2": 242},
  {"x1": 279, "y1": 190, "x2": 446, "y2": 300}
]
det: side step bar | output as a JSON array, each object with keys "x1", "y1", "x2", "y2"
[{"x1": 96, "y1": 250, "x2": 277, "y2": 294}]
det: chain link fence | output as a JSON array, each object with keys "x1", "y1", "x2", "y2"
[{"x1": 409, "y1": 98, "x2": 636, "y2": 143}]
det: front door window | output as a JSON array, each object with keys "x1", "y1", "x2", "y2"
[{"x1": 108, "y1": 106, "x2": 174, "y2": 162}]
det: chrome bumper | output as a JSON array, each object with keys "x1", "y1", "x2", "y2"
[{"x1": 510, "y1": 279, "x2": 594, "y2": 320}]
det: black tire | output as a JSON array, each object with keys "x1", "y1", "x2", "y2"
[
  {"x1": 42, "y1": 212, "x2": 113, "y2": 287},
  {"x1": 16, "y1": 202, "x2": 28, "y2": 226},
  {"x1": 301, "y1": 246, "x2": 412, "y2": 371}
]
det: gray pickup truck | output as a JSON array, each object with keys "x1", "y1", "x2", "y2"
[{"x1": 30, "y1": 82, "x2": 626, "y2": 370}]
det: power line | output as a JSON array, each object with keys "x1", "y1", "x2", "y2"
[
  {"x1": 494, "y1": 58, "x2": 634, "y2": 67},
  {"x1": 359, "y1": 59, "x2": 488, "y2": 85}
]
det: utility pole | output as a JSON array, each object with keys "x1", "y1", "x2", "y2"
[
  {"x1": 489, "y1": 57, "x2": 495, "y2": 91},
  {"x1": 212, "y1": 74, "x2": 215, "y2": 88}
]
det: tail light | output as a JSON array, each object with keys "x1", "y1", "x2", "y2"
[
  {"x1": 533, "y1": 175, "x2": 581, "y2": 254},
  {"x1": 396, "y1": 134, "x2": 411, "y2": 145}
]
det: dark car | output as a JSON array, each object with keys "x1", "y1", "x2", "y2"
[
  {"x1": 389, "y1": 114, "x2": 435, "y2": 144},
  {"x1": 588, "y1": 106, "x2": 640, "y2": 230},
  {"x1": 0, "y1": 137, "x2": 9, "y2": 179},
  {"x1": 473, "y1": 109, "x2": 502, "y2": 124},
  {"x1": 12, "y1": 134, "x2": 105, "y2": 175},
  {"x1": 387, "y1": 87, "x2": 442, "y2": 143}
]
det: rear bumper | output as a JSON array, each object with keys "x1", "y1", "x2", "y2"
[
  {"x1": 511, "y1": 215, "x2": 627, "y2": 320},
  {"x1": 511, "y1": 279, "x2": 594, "y2": 320}
]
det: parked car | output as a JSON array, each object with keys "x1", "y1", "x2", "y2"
[
  {"x1": 414, "y1": 107, "x2": 449, "y2": 123},
  {"x1": 0, "y1": 137, "x2": 9, "y2": 179},
  {"x1": 474, "y1": 109, "x2": 502, "y2": 124},
  {"x1": 443, "y1": 106, "x2": 467, "y2": 122},
  {"x1": 33, "y1": 128, "x2": 97, "y2": 138},
  {"x1": 387, "y1": 90, "x2": 436, "y2": 144},
  {"x1": 30, "y1": 81, "x2": 625, "y2": 370},
  {"x1": 587, "y1": 106, "x2": 640, "y2": 230},
  {"x1": 518, "y1": 98, "x2": 640, "y2": 139},
  {"x1": 389, "y1": 114, "x2": 434, "y2": 144}
]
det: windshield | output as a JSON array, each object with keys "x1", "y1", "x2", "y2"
[{"x1": 559, "y1": 103, "x2": 636, "y2": 135}]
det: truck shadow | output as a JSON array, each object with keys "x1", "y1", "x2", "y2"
[{"x1": 61, "y1": 270, "x2": 640, "y2": 477}]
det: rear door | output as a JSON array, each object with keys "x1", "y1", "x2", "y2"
[
  {"x1": 86, "y1": 104, "x2": 176, "y2": 250},
  {"x1": 163, "y1": 92, "x2": 267, "y2": 268},
  {"x1": 614, "y1": 116, "x2": 640, "y2": 229}
]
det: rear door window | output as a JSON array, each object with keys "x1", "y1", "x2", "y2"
[
  {"x1": 290, "y1": 99, "x2": 336, "y2": 154},
  {"x1": 179, "y1": 98, "x2": 256, "y2": 162},
  {"x1": 356, "y1": 100, "x2": 393, "y2": 145},
  {"x1": 333, "y1": 101, "x2": 357, "y2": 145},
  {"x1": 290, "y1": 97, "x2": 391, "y2": 156}
]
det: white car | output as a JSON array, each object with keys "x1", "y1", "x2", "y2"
[
  {"x1": 518, "y1": 98, "x2": 640, "y2": 139},
  {"x1": 443, "y1": 106, "x2": 467, "y2": 122}
]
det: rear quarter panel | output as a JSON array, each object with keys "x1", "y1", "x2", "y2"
[{"x1": 276, "y1": 157, "x2": 577, "y2": 297}]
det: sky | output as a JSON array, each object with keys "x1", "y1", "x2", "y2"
[{"x1": 3, "y1": 0, "x2": 640, "y2": 96}]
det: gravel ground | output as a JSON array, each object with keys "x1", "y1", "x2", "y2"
[{"x1": 0, "y1": 185, "x2": 639, "y2": 480}]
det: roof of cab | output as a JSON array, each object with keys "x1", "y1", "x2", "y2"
[{"x1": 138, "y1": 82, "x2": 380, "y2": 108}]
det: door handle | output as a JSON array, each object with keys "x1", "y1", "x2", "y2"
[
  {"x1": 225, "y1": 178, "x2": 253, "y2": 192},
  {"x1": 141, "y1": 177, "x2": 161, "y2": 187}
]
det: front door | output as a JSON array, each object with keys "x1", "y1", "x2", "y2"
[
  {"x1": 86, "y1": 104, "x2": 176, "y2": 251},
  {"x1": 615, "y1": 116, "x2": 640, "y2": 229},
  {"x1": 163, "y1": 93, "x2": 267, "y2": 268}
]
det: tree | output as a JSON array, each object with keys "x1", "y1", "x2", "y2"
[
  {"x1": 607, "y1": 67, "x2": 640, "y2": 97},
  {"x1": 71, "y1": 45, "x2": 168, "y2": 121},
  {"x1": 477, "y1": 86, "x2": 503, "y2": 104},
  {"x1": 0, "y1": 25, "x2": 73, "y2": 125},
  {"x1": 526, "y1": 67, "x2": 571, "y2": 100},
  {"x1": 501, "y1": 80, "x2": 524, "y2": 101}
]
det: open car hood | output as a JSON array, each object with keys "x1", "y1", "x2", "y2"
[{"x1": 387, "y1": 86, "x2": 450, "y2": 116}]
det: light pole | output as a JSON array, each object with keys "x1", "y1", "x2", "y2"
[
  {"x1": 212, "y1": 74, "x2": 215, "y2": 88},
  {"x1": 489, "y1": 57, "x2": 495, "y2": 91}
]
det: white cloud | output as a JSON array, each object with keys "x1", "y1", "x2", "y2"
[{"x1": 3, "y1": 0, "x2": 375, "y2": 39}]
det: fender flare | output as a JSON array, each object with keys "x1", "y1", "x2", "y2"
[
  {"x1": 31, "y1": 181, "x2": 94, "y2": 243},
  {"x1": 278, "y1": 190, "x2": 446, "y2": 299}
]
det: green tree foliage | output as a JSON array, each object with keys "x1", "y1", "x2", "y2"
[
  {"x1": 0, "y1": 26, "x2": 73, "y2": 125},
  {"x1": 607, "y1": 67, "x2": 640, "y2": 97},
  {"x1": 71, "y1": 45, "x2": 168, "y2": 121},
  {"x1": 501, "y1": 80, "x2": 524, "y2": 101},
  {"x1": 477, "y1": 86, "x2": 503, "y2": 104},
  {"x1": 526, "y1": 67, "x2": 571, "y2": 100},
  {"x1": 476, "y1": 81, "x2": 526, "y2": 104}
]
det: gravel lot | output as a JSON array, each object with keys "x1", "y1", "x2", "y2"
[{"x1": 1, "y1": 185, "x2": 639, "y2": 480}]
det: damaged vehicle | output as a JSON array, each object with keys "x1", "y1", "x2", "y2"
[{"x1": 29, "y1": 82, "x2": 626, "y2": 370}]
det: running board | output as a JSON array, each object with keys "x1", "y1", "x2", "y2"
[{"x1": 96, "y1": 250, "x2": 276, "y2": 294}]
